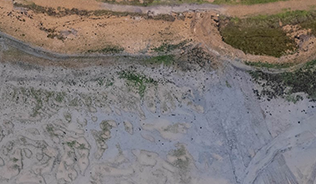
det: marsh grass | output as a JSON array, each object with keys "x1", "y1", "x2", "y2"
[
  {"x1": 220, "y1": 20, "x2": 296, "y2": 57},
  {"x1": 220, "y1": 10, "x2": 316, "y2": 57}
]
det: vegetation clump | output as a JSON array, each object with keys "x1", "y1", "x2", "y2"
[
  {"x1": 55, "y1": 92, "x2": 65, "y2": 103},
  {"x1": 66, "y1": 141, "x2": 76, "y2": 148},
  {"x1": 249, "y1": 59, "x2": 316, "y2": 102},
  {"x1": 219, "y1": 10, "x2": 316, "y2": 57},
  {"x1": 146, "y1": 55, "x2": 175, "y2": 65},
  {"x1": 220, "y1": 17, "x2": 296, "y2": 57},
  {"x1": 119, "y1": 71, "x2": 157, "y2": 98}
]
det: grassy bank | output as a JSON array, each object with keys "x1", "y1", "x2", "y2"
[{"x1": 219, "y1": 10, "x2": 316, "y2": 57}]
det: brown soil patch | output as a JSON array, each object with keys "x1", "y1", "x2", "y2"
[{"x1": 0, "y1": 1, "x2": 195, "y2": 54}]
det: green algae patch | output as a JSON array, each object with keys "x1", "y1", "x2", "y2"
[
  {"x1": 66, "y1": 141, "x2": 76, "y2": 148},
  {"x1": 146, "y1": 55, "x2": 175, "y2": 65},
  {"x1": 119, "y1": 71, "x2": 157, "y2": 98}
]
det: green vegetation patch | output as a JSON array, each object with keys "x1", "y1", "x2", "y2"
[
  {"x1": 96, "y1": 77, "x2": 114, "y2": 87},
  {"x1": 249, "y1": 59, "x2": 316, "y2": 102},
  {"x1": 92, "y1": 9, "x2": 143, "y2": 17},
  {"x1": 225, "y1": 80, "x2": 232, "y2": 88},
  {"x1": 145, "y1": 55, "x2": 175, "y2": 65},
  {"x1": 220, "y1": 18, "x2": 296, "y2": 57},
  {"x1": 66, "y1": 141, "x2": 77, "y2": 148},
  {"x1": 46, "y1": 124, "x2": 58, "y2": 136},
  {"x1": 12, "y1": 158, "x2": 19, "y2": 162},
  {"x1": 78, "y1": 143, "x2": 86, "y2": 149},
  {"x1": 219, "y1": 10, "x2": 316, "y2": 57},
  {"x1": 55, "y1": 92, "x2": 65, "y2": 103},
  {"x1": 119, "y1": 71, "x2": 157, "y2": 98}
]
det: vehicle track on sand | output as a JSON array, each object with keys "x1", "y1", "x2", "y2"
[{"x1": 100, "y1": 3, "x2": 222, "y2": 15}]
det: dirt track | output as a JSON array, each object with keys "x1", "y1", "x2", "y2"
[{"x1": 24, "y1": 0, "x2": 316, "y2": 17}]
